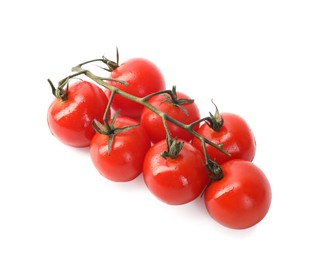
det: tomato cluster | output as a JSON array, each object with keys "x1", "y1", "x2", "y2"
[{"x1": 47, "y1": 51, "x2": 272, "y2": 230}]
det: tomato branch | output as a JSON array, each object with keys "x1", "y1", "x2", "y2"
[
  {"x1": 72, "y1": 62, "x2": 228, "y2": 156},
  {"x1": 46, "y1": 58, "x2": 231, "y2": 178}
]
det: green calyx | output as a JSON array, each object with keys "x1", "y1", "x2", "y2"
[
  {"x1": 48, "y1": 78, "x2": 69, "y2": 101},
  {"x1": 161, "y1": 86, "x2": 194, "y2": 116},
  {"x1": 101, "y1": 47, "x2": 120, "y2": 72},
  {"x1": 205, "y1": 99, "x2": 224, "y2": 132},
  {"x1": 92, "y1": 111, "x2": 139, "y2": 156},
  {"x1": 205, "y1": 159, "x2": 223, "y2": 181},
  {"x1": 47, "y1": 71, "x2": 88, "y2": 101},
  {"x1": 161, "y1": 136, "x2": 184, "y2": 159}
]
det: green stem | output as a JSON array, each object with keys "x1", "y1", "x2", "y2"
[
  {"x1": 103, "y1": 90, "x2": 117, "y2": 130},
  {"x1": 141, "y1": 89, "x2": 173, "y2": 102},
  {"x1": 71, "y1": 63, "x2": 230, "y2": 159},
  {"x1": 161, "y1": 114, "x2": 172, "y2": 141},
  {"x1": 77, "y1": 59, "x2": 105, "y2": 68},
  {"x1": 202, "y1": 140, "x2": 223, "y2": 181}
]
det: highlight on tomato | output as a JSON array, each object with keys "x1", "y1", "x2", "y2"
[
  {"x1": 204, "y1": 159, "x2": 272, "y2": 229},
  {"x1": 90, "y1": 115, "x2": 151, "y2": 182},
  {"x1": 143, "y1": 137, "x2": 209, "y2": 205},
  {"x1": 141, "y1": 86, "x2": 200, "y2": 143},
  {"x1": 192, "y1": 112, "x2": 256, "y2": 165},
  {"x1": 47, "y1": 80, "x2": 109, "y2": 147}
]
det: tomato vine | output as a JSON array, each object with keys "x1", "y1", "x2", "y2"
[
  {"x1": 48, "y1": 54, "x2": 230, "y2": 180},
  {"x1": 47, "y1": 50, "x2": 271, "y2": 229}
]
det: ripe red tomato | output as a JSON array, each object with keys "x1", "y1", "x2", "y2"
[
  {"x1": 107, "y1": 58, "x2": 166, "y2": 119},
  {"x1": 192, "y1": 113, "x2": 256, "y2": 165},
  {"x1": 47, "y1": 81, "x2": 109, "y2": 147},
  {"x1": 140, "y1": 92, "x2": 200, "y2": 143},
  {"x1": 143, "y1": 140, "x2": 209, "y2": 205},
  {"x1": 90, "y1": 117, "x2": 151, "y2": 182},
  {"x1": 204, "y1": 159, "x2": 272, "y2": 229}
]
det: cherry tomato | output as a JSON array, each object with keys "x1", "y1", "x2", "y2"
[
  {"x1": 143, "y1": 140, "x2": 209, "y2": 205},
  {"x1": 192, "y1": 113, "x2": 256, "y2": 165},
  {"x1": 140, "y1": 91, "x2": 200, "y2": 143},
  {"x1": 90, "y1": 117, "x2": 151, "y2": 182},
  {"x1": 204, "y1": 159, "x2": 272, "y2": 229},
  {"x1": 107, "y1": 58, "x2": 166, "y2": 119},
  {"x1": 47, "y1": 81, "x2": 109, "y2": 147}
]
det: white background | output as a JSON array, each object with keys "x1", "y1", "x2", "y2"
[{"x1": 1, "y1": 0, "x2": 315, "y2": 259}]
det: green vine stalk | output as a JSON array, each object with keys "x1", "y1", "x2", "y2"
[{"x1": 48, "y1": 55, "x2": 230, "y2": 181}]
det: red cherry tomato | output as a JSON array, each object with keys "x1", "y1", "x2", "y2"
[
  {"x1": 47, "y1": 81, "x2": 109, "y2": 147},
  {"x1": 143, "y1": 140, "x2": 209, "y2": 205},
  {"x1": 140, "y1": 92, "x2": 200, "y2": 143},
  {"x1": 204, "y1": 159, "x2": 272, "y2": 229},
  {"x1": 192, "y1": 113, "x2": 256, "y2": 165},
  {"x1": 90, "y1": 117, "x2": 151, "y2": 182},
  {"x1": 107, "y1": 58, "x2": 165, "y2": 119}
]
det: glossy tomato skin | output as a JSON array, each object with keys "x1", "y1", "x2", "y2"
[
  {"x1": 140, "y1": 93, "x2": 200, "y2": 143},
  {"x1": 204, "y1": 159, "x2": 272, "y2": 229},
  {"x1": 107, "y1": 58, "x2": 165, "y2": 119},
  {"x1": 143, "y1": 140, "x2": 209, "y2": 205},
  {"x1": 90, "y1": 117, "x2": 151, "y2": 182},
  {"x1": 192, "y1": 113, "x2": 256, "y2": 165},
  {"x1": 47, "y1": 81, "x2": 109, "y2": 147}
]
